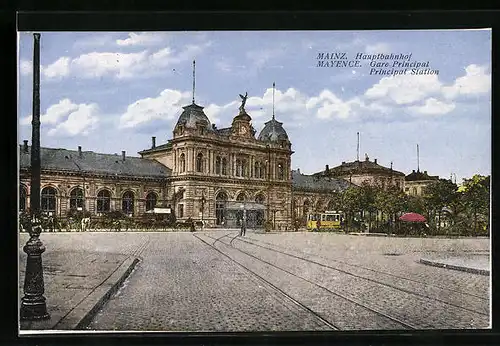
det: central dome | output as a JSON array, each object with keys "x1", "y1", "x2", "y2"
[
  {"x1": 258, "y1": 118, "x2": 289, "y2": 143},
  {"x1": 175, "y1": 102, "x2": 213, "y2": 131}
]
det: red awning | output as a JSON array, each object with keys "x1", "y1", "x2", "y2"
[{"x1": 399, "y1": 212, "x2": 426, "y2": 223}]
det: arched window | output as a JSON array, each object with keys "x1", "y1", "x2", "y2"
[
  {"x1": 255, "y1": 194, "x2": 265, "y2": 204},
  {"x1": 261, "y1": 164, "x2": 266, "y2": 179},
  {"x1": 215, "y1": 191, "x2": 228, "y2": 225},
  {"x1": 236, "y1": 159, "x2": 242, "y2": 177},
  {"x1": 255, "y1": 193, "x2": 265, "y2": 227},
  {"x1": 242, "y1": 159, "x2": 247, "y2": 177},
  {"x1": 254, "y1": 161, "x2": 260, "y2": 178},
  {"x1": 20, "y1": 186, "x2": 27, "y2": 212},
  {"x1": 216, "y1": 156, "x2": 221, "y2": 174},
  {"x1": 303, "y1": 200, "x2": 310, "y2": 218},
  {"x1": 41, "y1": 187, "x2": 57, "y2": 213},
  {"x1": 236, "y1": 192, "x2": 246, "y2": 201},
  {"x1": 221, "y1": 157, "x2": 227, "y2": 175},
  {"x1": 196, "y1": 153, "x2": 204, "y2": 173},
  {"x1": 277, "y1": 162, "x2": 285, "y2": 180},
  {"x1": 146, "y1": 192, "x2": 157, "y2": 211},
  {"x1": 179, "y1": 153, "x2": 186, "y2": 173},
  {"x1": 97, "y1": 189, "x2": 111, "y2": 213},
  {"x1": 70, "y1": 187, "x2": 84, "y2": 210},
  {"x1": 122, "y1": 191, "x2": 135, "y2": 215}
]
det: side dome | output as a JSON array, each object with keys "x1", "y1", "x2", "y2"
[
  {"x1": 258, "y1": 118, "x2": 289, "y2": 143},
  {"x1": 174, "y1": 102, "x2": 213, "y2": 131}
]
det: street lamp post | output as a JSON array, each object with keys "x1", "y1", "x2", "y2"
[
  {"x1": 200, "y1": 193, "x2": 206, "y2": 230},
  {"x1": 20, "y1": 33, "x2": 50, "y2": 321}
]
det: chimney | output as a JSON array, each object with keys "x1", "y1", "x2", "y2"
[
  {"x1": 78, "y1": 146, "x2": 82, "y2": 157},
  {"x1": 424, "y1": 170, "x2": 427, "y2": 175},
  {"x1": 23, "y1": 140, "x2": 28, "y2": 153},
  {"x1": 152, "y1": 136, "x2": 156, "y2": 148},
  {"x1": 297, "y1": 168, "x2": 300, "y2": 174},
  {"x1": 342, "y1": 161, "x2": 345, "y2": 164},
  {"x1": 325, "y1": 164, "x2": 329, "y2": 172},
  {"x1": 374, "y1": 158, "x2": 377, "y2": 164},
  {"x1": 212, "y1": 124, "x2": 216, "y2": 130},
  {"x1": 122, "y1": 150, "x2": 126, "y2": 161},
  {"x1": 412, "y1": 170, "x2": 415, "y2": 173}
]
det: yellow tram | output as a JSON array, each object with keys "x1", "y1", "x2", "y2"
[{"x1": 306, "y1": 211, "x2": 344, "y2": 231}]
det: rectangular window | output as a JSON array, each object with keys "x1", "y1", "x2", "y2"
[{"x1": 178, "y1": 204, "x2": 184, "y2": 218}]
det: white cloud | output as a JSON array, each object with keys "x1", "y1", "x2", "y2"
[
  {"x1": 119, "y1": 89, "x2": 191, "y2": 128},
  {"x1": 20, "y1": 98, "x2": 80, "y2": 126},
  {"x1": 204, "y1": 101, "x2": 238, "y2": 125},
  {"x1": 116, "y1": 32, "x2": 170, "y2": 46},
  {"x1": 409, "y1": 98, "x2": 456, "y2": 115},
  {"x1": 72, "y1": 51, "x2": 148, "y2": 79},
  {"x1": 42, "y1": 57, "x2": 71, "y2": 79},
  {"x1": 24, "y1": 42, "x2": 212, "y2": 81},
  {"x1": 21, "y1": 99, "x2": 100, "y2": 136},
  {"x1": 365, "y1": 43, "x2": 391, "y2": 54},
  {"x1": 20, "y1": 60, "x2": 32, "y2": 75},
  {"x1": 364, "y1": 73, "x2": 443, "y2": 105},
  {"x1": 48, "y1": 103, "x2": 100, "y2": 136},
  {"x1": 442, "y1": 64, "x2": 491, "y2": 99}
]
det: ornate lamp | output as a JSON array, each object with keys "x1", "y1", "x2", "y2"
[{"x1": 20, "y1": 33, "x2": 49, "y2": 321}]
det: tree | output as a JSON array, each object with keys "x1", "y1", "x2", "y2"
[
  {"x1": 423, "y1": 179, "x2": 459, "y2": 232},
  {"x1": 461, "y1": 175, "x2": 490, "y2": 236},
  {"x1": 341, "y1": 186, "x2": 364, "y2": 232},
  {"x1": 374, "y1": 186, "x2": 406, "y2": 233},
  {"x1": 358, "y1": 182, "x2": 377, "y2": 231}
]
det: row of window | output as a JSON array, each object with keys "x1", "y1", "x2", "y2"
[
  {"x1": 20, "y1": 186, "x2": 158, "y2": 215},
  {"x1": 178, "y1": 153, "x2": 287, "y2": 180}
]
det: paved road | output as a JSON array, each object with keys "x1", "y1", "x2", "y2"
[{"x1": 82, "y1": 231, "x2": 489, "y2": 331}]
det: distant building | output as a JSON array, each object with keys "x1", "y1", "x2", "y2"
[
  {"x1": 291, "y1": 169, "x2": 352, "y2": 223},
  {"x1": 315, "y1": 154, "x2": 406, "y2": 190},
  {"x1": 404, "y1": 170, "x2": 439, "y2": 196}
]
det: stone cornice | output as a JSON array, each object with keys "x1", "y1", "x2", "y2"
[
  {"x1": 169, "y1": 174, "x2": 292, "y2": 187},
  {"x1": 170, "y1": 134, "x2": 292, "y2": 154}
]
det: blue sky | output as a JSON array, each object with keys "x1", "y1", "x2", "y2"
[{"x1": 18, "y1": 30, "x2": 491, "y2": 183}]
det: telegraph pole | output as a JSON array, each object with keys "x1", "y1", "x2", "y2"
[{"x1": 20, "y1": 33, "x2": 50, "y2": 321}]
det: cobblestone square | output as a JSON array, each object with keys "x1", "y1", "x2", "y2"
[
  {"x1": 80, "y1": 231, "x2": 490, "y2": 331},
  {"x1": 19, "y1": 231, "x2": 490, "y2": 332}
]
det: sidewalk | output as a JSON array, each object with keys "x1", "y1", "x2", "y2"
[
  {"x1": 19, "y1": 241, "x2": 142, "y2": 331},
  {"x1": 419, "y1": 255, "x2": 490, "y2": 276}
]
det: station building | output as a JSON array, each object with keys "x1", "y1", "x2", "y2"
[{"x1": 19, "y1": 98, "x2": 352, "y2": 229}]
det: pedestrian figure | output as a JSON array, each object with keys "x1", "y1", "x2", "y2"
[{"x1": 240, "y1": 212, "x2": 247, "y2": 236}]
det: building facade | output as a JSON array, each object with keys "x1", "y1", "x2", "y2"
[
  {"x1": 316, "y1": 154, "x2": 406, "y2": 190},
  {"x1": 19, "y1": 97, "x2": 352, "y2": 230},
  {"x1": 404, "y1": 170, "x2": 439, "y2": 196}
]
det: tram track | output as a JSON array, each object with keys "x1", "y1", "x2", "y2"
[
  {"x1": 192, "y1": 232, "x2": 341, "y2": 330},
  {"x1": 228, "y1": 234, "x2": 489, "y2": 317},
  {"x1": 243, "y1": 234, "x2": 489, "y2": 300},
  {"x1": 196, "y1": 232, "x2": 418, "y2": 330}
]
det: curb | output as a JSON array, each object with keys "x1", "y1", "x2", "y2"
[
  {"x1": 419, "y1": 258, "x2": 489, "y2": 276},
  {"x1": 53, "y1": 256, "x2": 140, "y2": 330}
]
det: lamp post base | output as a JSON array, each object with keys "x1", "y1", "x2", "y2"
[
  {"x1": 20, "y1": 296, "x2": 49, "y2": 320},
  {"x1": 20, "y1": 235, "x2": 50, "y2": 321}
]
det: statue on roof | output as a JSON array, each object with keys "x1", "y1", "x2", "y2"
[{"x1": 239, "y1": 92, "x2": 248, "y2": 113}]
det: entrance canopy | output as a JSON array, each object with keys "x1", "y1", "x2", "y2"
[{"x1": 224, "y1": 201, "x2": 266, "y2": 211}]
